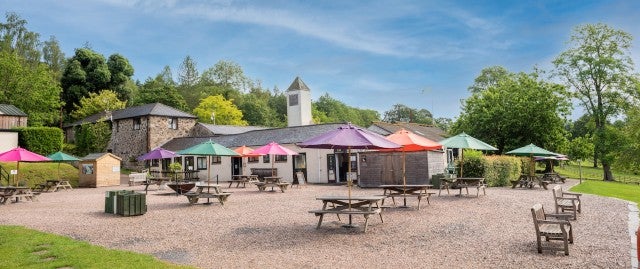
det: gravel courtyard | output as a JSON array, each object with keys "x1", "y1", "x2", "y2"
[{"x1": 0, "y1": 179, "x2": 633, "y2": 269}]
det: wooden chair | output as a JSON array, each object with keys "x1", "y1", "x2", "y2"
[
  {"x1": 531, "y1": 203, "x2": 573, "y2": 255},
  {"x1": 552, "y1": 185, "x2": 582, "y2": 220}
]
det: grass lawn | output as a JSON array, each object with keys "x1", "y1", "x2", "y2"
[
  {"x1": 570, "y1": 180, "x2": 640, "y2": 205},
  {"x1": 0, "y1": 226, "x2": 194, "y2": 269}
]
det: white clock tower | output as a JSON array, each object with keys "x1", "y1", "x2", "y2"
[{"x1": 286, "y1": 77, "x2": 313, "y2": 127}]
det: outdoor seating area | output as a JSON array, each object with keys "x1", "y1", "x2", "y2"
[
  {"x1": 34, "y1": 179, "x2": 73, "y2": 192},
  {"x1": 0, "y1": 179, "x2": 631, "y2": 268}
]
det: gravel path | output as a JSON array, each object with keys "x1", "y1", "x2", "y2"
[{"x1": 0, "y1": 179, "x2": 632, "y2": 268}]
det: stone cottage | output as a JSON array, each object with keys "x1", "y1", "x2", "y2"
[{"x1": 64, "y1": 103, "x2": 198, "y2": 167}]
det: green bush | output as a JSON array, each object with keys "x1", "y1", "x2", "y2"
[
  {"x1": 14, "y1": 127, "x2": 63, "y2": 155},
  {"x1": 459, "y1": 149, "x2": 486, "y2": 178},
  {"x1": 483, "y1": 156, "x2": 521, "y2": 186}
]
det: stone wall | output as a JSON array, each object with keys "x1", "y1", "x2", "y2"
[
  {"x1": 190, "y1": 123, "x2": 214, "y2": 137},
  {"x1": 108, "y1": 116, "x2": 196, "y2": 169}
]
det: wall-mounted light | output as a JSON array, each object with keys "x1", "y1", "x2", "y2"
[{"x1": 361, "y1": 157, "x2": 367, "y2": 163}]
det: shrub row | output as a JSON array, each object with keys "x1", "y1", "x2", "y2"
[{"x1": 14, "y1": 127, "x2": 63, "y2": 155}]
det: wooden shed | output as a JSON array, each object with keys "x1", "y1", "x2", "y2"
[
  {"x1": 0, "y1": 104, "x2": 27, "y2": 129},
  {"x1": 358, "y1": 151, "x2": 446, "y2": 187},
  {"x1": 79, "y1": 153, "x2": 122, "y2": 187}
]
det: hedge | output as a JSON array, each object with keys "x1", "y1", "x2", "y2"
[{"x1": 14, "y1": 127, "x2": 63, "y2": 155}]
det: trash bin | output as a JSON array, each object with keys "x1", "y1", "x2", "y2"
[
  {"x1": 116, "y1": 191, "x2": 147, "y2": 216},
  {"x1": 431, "y1": 174, "x2": 445, "y2": 189},
  {"x1": 105, "y1": 190, "x2": 146, "y2": 216}
]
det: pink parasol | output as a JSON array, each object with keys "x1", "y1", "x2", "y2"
[
  {"x1": 0, "y1": 147, "x2": 50, "y2": 186},
  {"x1": 251, "y1": 142, "x2": 298, "y2": 176}
]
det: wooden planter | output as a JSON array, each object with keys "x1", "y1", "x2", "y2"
[{"x1": 166, "y1": 183, "x2": 195, "y2": 194}]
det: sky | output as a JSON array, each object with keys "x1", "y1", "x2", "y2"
[{"x1": 2, "y1": 0, "x2": 639, "y2": 120}]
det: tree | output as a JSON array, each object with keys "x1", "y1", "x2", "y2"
[
  {"x1": 200, "y1": 60, "x2": 252, "y2": 92},
  {"x1": 615, "y1": 105, "x2": 640, "y2": 173},
  {"x1": 134, "y1": 74, "x2": 188, "y2": 111},
  {"x1": 468, "y1": 66, "x2": 510, "y2": 94},
  {"x1": 106, "y1": 53, "x2": 134, "y2": 100},
  {"x1": 553, "y1": 23, "x2": 637, "y2": 181},
  {"x1": 74, "y1": 121, "x2": 111, "y2": 156},
  {"x1": 0, "y1": 12, "x2": 41, "y2": 66},
  {"x1": 383, "y1": 104, "x2": 433, "y2": 125},
  {"x1": 0, "y1": 50, "x2": 62, "y2": 126},
  {"x1": 177, "y1": 55, "x2": 203, "y2": 109},
  {"x1": 193, "y1": 95, "x2": 248, "y2": 126},
  {"x1": 70, "y1": 90, "x2": 126, "y2": 120},
  {"x1": 42, "y1": 35, "x2": 65, "y2": 80},
  {"x1": 452, "y1": 69, "x2": 571, "y2": 154},
  {"x1": 434, "y1": 117, "x2": 453, "y2": 133},
  {"x1": 61, "y1": 48, "x2": 111, "y2": 113},
  {"x1": 236, "y1": 87, "x2": 283, "y2": 127}
]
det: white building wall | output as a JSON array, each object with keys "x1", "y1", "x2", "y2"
[
  {"x1": 286, "y1": 90, "x2": 312, "y2": 127},
  {"x1": 0, "y1": 132, "x2": 18, "y2": 153}
]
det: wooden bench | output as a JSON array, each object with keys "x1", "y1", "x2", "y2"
[
  {"x1": 308, "y1": 208, "x2": 383, "y2": 233},
  {"x1": 552, "y1": 185, "x2": 581, "y2": 220},
  {"x1": 128, "y1": 173, "x2": 148, "y2": 186},
  {"x1": 254, "y1": 182, "x2": 290, "y2": 193},
  {"x1": 385, "y1": 192, "x2": 435, "y2": 209},
  {"x1": 184, "y1": 192, "x2": 232, "y2": 205},
  {"x1": 250, "y1": 168, "x2": 277, "y2": 181}
]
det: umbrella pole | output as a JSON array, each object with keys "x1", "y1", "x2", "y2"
[
  {"x1": 345, "y1": 147, "x2": 355, "y2": 228},
  {"x1": 15, "y1": 161, "x2": 20, "y2": 186},
  {"x1": 271, "y1": 154, "x2": 275, "y2": 177},
  {"x1": 459, "y1": 149, "x2": 464, "y2": 178},
  {"x1": 401, "y1": 149, "x2": 408, "y2": 207},
  {"x1": 58, "y1": 162, "x2": 61, "y2": 180}
]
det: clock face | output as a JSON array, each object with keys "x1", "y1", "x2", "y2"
[{"x1": 289, "y1": 94, "x2": 299, "y2": 106}]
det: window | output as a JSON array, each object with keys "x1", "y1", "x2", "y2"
[
  {"x1": 289, "y1": 94, "x2": 299, "y2": 106},
  {"x1": 247, "y1": 156, "x2": 259, "y2": 163},
  {"x1": 275, "y1": 155, "x2": 287, "y2": 162},
  {"x1": 263, "y1": 155, "x2": 270, "y2": 163},
  {"x1": 133, "y1": 118, "x2": 141, "y2": 130},
  {"x1": 168, "y1": 118, "x2": 178, "y2": 129},
  {"x1": 197, "y1": 157, "x2": 207, "y2": 170},
  {"x1": 211, "y1": 156, "x2": 221, "y2": 164}
]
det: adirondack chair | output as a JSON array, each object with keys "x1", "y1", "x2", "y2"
[
  {"x1": 552, "y1": 185, "x2": 582, "y2": 220},
  {"x1": 531, "y1": 203, "x2": 574, "y2": 255}
]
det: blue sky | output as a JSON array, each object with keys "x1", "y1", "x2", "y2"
[{"x1": 3, "y1": 0, "x2": 639, "y2": 120}]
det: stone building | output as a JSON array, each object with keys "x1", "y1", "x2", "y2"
[{"x1": 64, "y1": 103, "x2": 198, "y2": 168}]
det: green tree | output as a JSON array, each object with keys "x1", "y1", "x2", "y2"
[
  {"x1": 434, "y1": 117, "x2": 453, "y2": 133},
  {"x1": 567, "y1": 136, "x2": 594, "y2": 162},
  {"x1": 0, "y1": 12, "x2": 41, "y2": 66},
  {"x1": 615, "y1": 105, "x2": 640, "y2": 173},
  {"x1": 193, "y1": 95, "x2": 248, "y2": 126},
  {"x1": 74, "y1": 121, "x2": 111, "y2": 156},
  {"x1": 468, "y1": 66, "x2": 510, "y2": 94},
  {"x1": 553, "y1": 23, "x2": 637, "y2": 181},
  {"x1": 70, "y1": 90, "x2": 126, "y2": 120},
  {"x1": 383, "y1": 104, "x2": 433, "y2": 125},
  {"x1": 61, "y1": 48, "x2": 111, "y2": 113},
  {"x1": 452, "y1": 68, "x2": 571, "y2": 153},
  {"x1": 200, "y1": 60, "x2": 252, "y2": 92},
  {"x1": 134, "y1": 75, "x2": 188, "y2": 111},
  {"x1": 42, "y1": 35, "x2": 65, "y2": 80},
  {"x1": 236, "y1": 88, "x2": 283, "y2": 127},
  {"x1": 177, "y1": 55, "x2": 203, "y2": 109},
  {"x1": 106, "y1": 53, "x2": 135, "y2": 101},
  {"x1": 0, "y1": 51, "x2": 62, "y2": 126}
]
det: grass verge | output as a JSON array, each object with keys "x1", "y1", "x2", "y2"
[{"x1": 0, "y1": 226, "x2": 195, "y2": 269}]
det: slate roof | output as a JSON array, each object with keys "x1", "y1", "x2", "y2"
[
  {"x1": 161, "y1": 123, "x2": 350, "y2": 152},
  {"x1": 0, "y1": 104, "x2": 27, "y2": 116},
  {"x1": 65, "y1": 103, "x2": 196, "y2": 127},
  {"x1": 81, "y1": 152, "x2": 122, "y2": 161},
  {"x1": 367, "y1": 121, "x2": 447, "y2": 142},
  {"x1": 286, "y1": 76, "x2": 310, "y2": 92},
  {"x1": 196, "y1": 123, "x2": 269, "y2": 135}
]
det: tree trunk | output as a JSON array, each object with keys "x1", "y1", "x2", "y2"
[{"x1": 602, "y1": 163, "x2": 614, "y2": 181}]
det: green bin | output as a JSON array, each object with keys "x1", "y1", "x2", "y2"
[
  {"x1": 116, "y1": 192, "x2": 147, "y2": 216},
  {"x1": 105, "y1": 190, "x2": 146, "y2": 216}
]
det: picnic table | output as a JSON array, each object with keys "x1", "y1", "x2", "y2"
[
  {"x1": 35, "y1": 180, "x2": 73, "y2": 192},
  {"x1": 255, "y1": 176, "x2": 290, "y2": 193},
  {"x1": 511, "y1": 174, "x2": 550, "y2": 190},
  {"x1": 228, "y1": 175, "x2": 259, "y2": 188},
  {"x1": 0, "y1": 186, "x2": 38, "y2": 204},
  {"x1": 379, "y1": 184, "x2": 434, "y2": 209},
  {"x1": 309, "y1": 195, "x2": 385, "y2": 233},
  {"x1": 183, "y1": 184, "x2": 232, "y2": 205},
  {"x1": 542, "y1": 172, "x2": 566, "y2": 184},
  {"x1": 453, "y1": 178, "x2": 487, "y2": 197},
  {"x1": 142, "y1": 177, "x2": 169, "y2": 194}
]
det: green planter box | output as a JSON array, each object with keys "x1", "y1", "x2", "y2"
[
  {"x1": 105, "y1": 190, "x2": 146, "y2": 216},
  {"x1": 116, "y1": 192, "x2": 147, "y2": 216}
]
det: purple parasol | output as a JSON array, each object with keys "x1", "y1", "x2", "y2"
[
  {"x1": 298, "y1": 123, "x2": 401, "y2": 218},
  {"x1": 137, "y1": 147, "x2": 178, "y2": 161}
]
